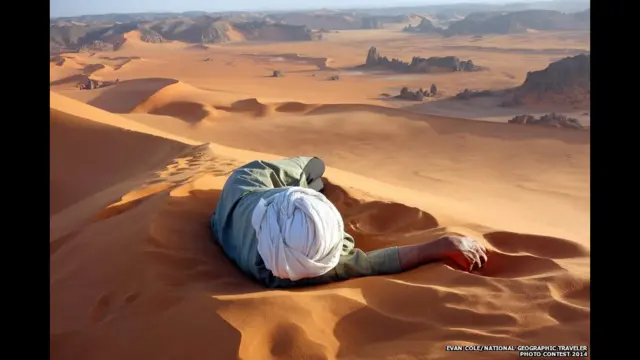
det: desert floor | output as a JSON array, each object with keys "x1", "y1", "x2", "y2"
[{"x1": 50, "y1": 28, "x2": 590, "y2": 360}]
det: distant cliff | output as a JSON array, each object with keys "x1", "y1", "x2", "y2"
[
  {"x1": 403, "y1": 19, "x2": 443, "y2": 34},
  {"x1": 504, "y1": 54, "x2": 590, "y2": 107},
  {"x1": 442, "y1": 9, "x2": 590, "y2": 36}
]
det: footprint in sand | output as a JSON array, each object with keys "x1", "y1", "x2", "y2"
[
  {"x1": 90, "y1": 291, "x2": 142, "y2": 323},
  {"x1": 93, "y1": 182, "x2": 174, "y2": 221},
  {"x1": 124, "y1": 292, "x2": 140, "y2": 304},
  {"x1": 90, "y1": 293, "x2": 113, "y2": 323},
  {"x1": 269, "y1": 322, "x2": 330, "y2": 359},
  {"x1": 94, "y1": 147, "x2": 231, "y2": 222},
  {"x1": 50, "y1": 229, "x2": 82, "y2": 256}
]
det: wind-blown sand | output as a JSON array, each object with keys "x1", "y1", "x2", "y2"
[{"x1": 51, "y1": 29, "x2": 589, "y2": 360}]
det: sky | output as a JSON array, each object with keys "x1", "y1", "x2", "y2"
[{"x1": 50, "y1": 0, "x2": 527, "y2": 18}]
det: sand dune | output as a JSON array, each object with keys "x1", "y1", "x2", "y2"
[
  {"x1": 118, "y1": 30, "x2": 161, "y2": 50},
  {"x1": 59, "y1": 79, "x2": 589, "y2": 239},
  {"x1": 51, "y1": 85, "x2": 589, "y2": 359},
  {"x1": 50, "y1": 55, "x2": 144, "y2": 87},
  {"x1": 50, "y1": 94, "x2": 193, "y2": 216},
  {"x1": 84, "y1": 77, "x2": 589, "y2": 135},
  {"x1": 50, "y1": 55, "x2": 84, "y2": 70},
  {"x1": 51, "y1": 25, "x2": 590, "y2": 359},
  {"x1": 81, "y1": 78, "x2": 316, "y2": 120},
  {"x1": 50, "y1": 56, "x2": 86, "y2": 83},
  {"x1": 96, "y1": 56, "x2": 142, "y2": 70}
]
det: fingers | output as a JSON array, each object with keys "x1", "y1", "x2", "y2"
[
  {"x1": 478, "y1": 249, "x2": 488, "y2": 266},
  {"x1": 445, "y1": 236, "x2": 489, "y2": 273},
  {"x1": 468, "y1": 241, "x2": 487, "y2": 271},
  {"x1": 468, "y1": 238, "x2": 487, "y2": 267},
  {"x1": 475, "y1": 242, "x2": 488, "y2": 266},
  {"x1": 468, "y1": 251, "x2": 481, "y2": 272}
]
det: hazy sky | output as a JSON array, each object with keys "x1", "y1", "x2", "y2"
[{"x1": 50, "y1": 0, "x2": 522, "y2": 18}]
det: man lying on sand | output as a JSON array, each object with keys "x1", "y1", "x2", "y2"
[{"x1": 211, "y1": 157, "x2": 488, "y2": 288}]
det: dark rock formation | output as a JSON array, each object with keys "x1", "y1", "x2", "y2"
[
  {"x1": 235, "y1": 21, "x2": 316, "y2": 41},
  {"x1": 363, "y1": 46, "x2": 480, "y2": 73},
  {"x1": 455, "y1": 88, "x2": 495, "y2": 100},
  {"x1": 499, "y1": 97, "x2": 524, "y2": 107},
  {"x1": 50, "y1": 55, "x2": 66, "y2": 66},
  {"x1": 403, "y1": 19, "x2": 443, "y2": 34},
  {"x1": 50, "y1": 16, "x2": 318, "y2": 55},
  {"x1": 79, "y1": 38, "x2": 125, "y2": 52},
  {"x1": 519, "y1": 53, "x2": 589, "y2": 95},
  {"x1": 443, "y1": 9, "x2": 590, "y2": 37},
  {"x1": 77, "y1": 78, "x2": 118, "y2": 90},
  {"x1": 361, "y1": 15, "x2": 411, "y2": 29},
  {"x1": 138, "y1": 29, "x2": 167, "y2": 43},
  {"x1": 361, "y1": 17, "x2": 383, "y2": 29},
  {"x1": 508, "y1": 113, "x2": 584, "y2": 130},
  {"x1": 365, "y1": 46, "x2": 381, "y2": 67},
  {"x1": 149, "y1": 16, "x2": 233, "y2": 43},
  {"x1": 509, "y1": 53, "x2": 590, "y2": 107},
  {"x1": 272, "y1": 70, "x2": 283, "y2": 77},
  {"x1": 395, "y1": 87, "x2": 436, "y2": 101}
]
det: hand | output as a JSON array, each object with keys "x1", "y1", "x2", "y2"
[{"x1": 435, "y1": 235, "x2": 488, "y2": 272}]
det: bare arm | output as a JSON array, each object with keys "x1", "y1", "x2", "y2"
[
  {"x1": 259, "y1": 235, "x2": 488, "y2": 288},
  {"x1": 397, "y1": 241, "x2": 444, "y2": 271},
  {"x1": 399, "y1": 236, "x2": 488, "y2": 272}
]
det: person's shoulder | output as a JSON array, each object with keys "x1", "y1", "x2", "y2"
[{"x1": 235, "y1": 160, "x2": 268, "y2": 172}]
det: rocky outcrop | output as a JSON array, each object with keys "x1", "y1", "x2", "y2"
[
  {"x1": 361, "y1": 15, "x2": 412, "y2": 29},
  {"x1": 264, "y1": 13, "x2": 409, "y2": 31},
  {"x1": 50, "y1": 16, "x2": 319, "y2": 54},
  {"x1": 443, "y1": 9, "x2": 590, "y2": 37},
  {"x1": 508, "y1": 53, "x2": 590, "y2": 107},
  {"x1": 394, "y1": 86, "x2": 437, "y2": 101},
  {"x1": 403, "y1": 19, "x2": 443, "y2": 34},
  {"x1": 50, "y1": 55, "x2": 66, "y2": 66},
  {"x1": 365, "y1": 46, "x2": 381, "y2": 67},
  {"x1": 79, "y1": 38, "x2": 124, "y2": 52},
  {"x1": 520, "y1": 54, "x2": 590, "y2": 96},
  {"x1": 77, "y1": 78, "x2": 119, "y2": 90},
  {"x1": 364, "y1": 46, "x2": 479, "y2": 73},
  {"x1": 430, "y1": 83, "x2": 438, "y2": 96},
  {"x1": 508, "y1": 113, "x2": 585, "y2": 130},
  {"x1": 455, "y1": 88, "x2": 495, "y2": 100},
  {"x1": 138, "y1": 29, "x2": 167, "y2": 43},
  {"x1": 148, "y1": 17, "x2": 233, "y2": 43},
  {"x1": 235, "y1": 21, "x2": 315, "y2": 41},
  {"x1": 361, "y1": 17, "x2": 383, "y2": 29}
]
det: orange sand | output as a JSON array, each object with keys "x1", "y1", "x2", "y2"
[{"x1": 50, "y1": 28, "x2": 590, "y2": 360}]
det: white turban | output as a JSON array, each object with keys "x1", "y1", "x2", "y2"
[{"x1": 251, "y1": 187, "x2": 344, "y2": 281}]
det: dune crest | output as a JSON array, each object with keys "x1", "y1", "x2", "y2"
[
  {"x1": 79, "y1": 78, "x2": 591, "y2": 142},
  {"x1": 50, "y1": 55, "x2": 143, "y2": 88},
  {"x1": 51, "y1": 92, "x2": 589, "y2": 359}
]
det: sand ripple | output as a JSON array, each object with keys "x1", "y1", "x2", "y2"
[{"x1": 50, "y1": 92, "x2": 589, "y2": 360}]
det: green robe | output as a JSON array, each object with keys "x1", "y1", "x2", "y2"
[{"x1": 210, "y1": 156, "x2": 402, "y2": 288}]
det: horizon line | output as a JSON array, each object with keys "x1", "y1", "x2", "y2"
[{"x1": 50, "y1": 0, "x2": 564, "y2": 19}]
